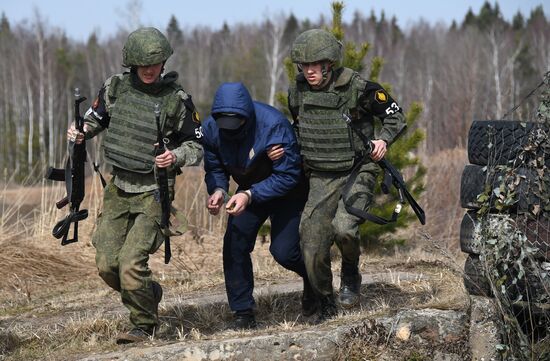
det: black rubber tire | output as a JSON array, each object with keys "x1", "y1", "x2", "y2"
[
  {"x1": 460, "y1": 164, "x2": 487, "y2": 210},
  {"x1": 460, "y1": 164, "x2": 540, "y2": 211},
  {"x1": 463, "y1": 254, "x2": 493, "y2": 297},
  {"x1": 460, "y1": 211, "x2": 480, "y2": 254},
  {"x1": 467, "y1": 120, "x2": 546, "y2": 166}
]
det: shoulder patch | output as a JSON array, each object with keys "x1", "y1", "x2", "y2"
[
  {"x1": 192, "y1": 111, "x2": 201, "y2": 123},
  {"x1": 375, "y1": 89, "x2": 388, "y2": 103},
  {"x1": 178, "y1": 91, "x2": 201, "y2": 123}
]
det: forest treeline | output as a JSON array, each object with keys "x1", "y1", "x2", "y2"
[{"x1": 0, "y1": 2, "x2": 548, "y2": 180}]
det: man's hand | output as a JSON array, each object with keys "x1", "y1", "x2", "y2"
[
  {"x1": 225, "y1": 192, "x2": 249, "y2": 216},
  {"x1": 267, "y1": 144, "x2": 284, "y2": 161},
  {"x1": 370, "y1": 139, "x2": 387, "y2": 162},
  {"x1": 155, "y1": 148, "x2": 176, "y2": 168},
  {"x1": 67, "y1": 123, "x2": 86, "y2": 144},
  {"x1": 207, "y1": 190, "x2": 225, "y2": 216}
]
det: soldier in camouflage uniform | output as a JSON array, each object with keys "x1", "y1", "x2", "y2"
[
  {"x1": 68, "y1": 27, "x2": 203, "y2": 343},
  {"x1": 287, "y1": 29, "x2": 407, "y2": 323}
]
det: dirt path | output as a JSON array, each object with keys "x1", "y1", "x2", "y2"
[{"x1": 2, "y1": 258, "x2": 489, "y2": 361}]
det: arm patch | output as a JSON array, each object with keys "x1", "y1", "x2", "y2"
[
  {"x1": 360, "y1": 81, "x2": 402, "y2": 119},
  {"x1": 91, "y1": 86, "x2": 110, "y2": 128},
  {"x1": 168, "y1": 93, "x2": 202, "y2": 145}
]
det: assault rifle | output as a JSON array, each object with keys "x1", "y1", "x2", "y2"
[
  {"x1": 47, "y1": 88, "x2": 89, "y2": 245},
  {"x1": 154, "y1": 104, "x2": 172, "y2": 264},
  {"x1": 342, "y1": 113, "x2": 426, "y2": 226}
]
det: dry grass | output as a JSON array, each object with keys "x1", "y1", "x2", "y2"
[
  {"x1": 417, "y1": 147, "x2": 468, "y2": 250},
  {"x1": 0, "y1": 150, "x2": 473, "y2": 360}
]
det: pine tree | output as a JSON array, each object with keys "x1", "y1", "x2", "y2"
[
  {"x1": 277, "y1": 1, "x2": 426, "y2": 246},
  {"x1": 166, "y1": 15, "x2": 183, "y2": 45},
  {"x1": 512, "y1": 11, "x2": 525, "y2": 31}
]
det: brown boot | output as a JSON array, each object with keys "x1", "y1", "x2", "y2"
[{"x1": 116, "y1": 327, "x2": 152, "y2": 344}]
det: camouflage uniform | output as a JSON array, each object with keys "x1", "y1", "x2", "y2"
[
  {"x1": 83, "y1": 28, "x2": 203, "y2": 335},
  {"x1": 288, "y1": 29, "x2": 406, "y2": 316}
]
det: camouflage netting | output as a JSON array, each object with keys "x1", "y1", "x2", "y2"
[{"x1": 472, "y1": 73, "x2": 550, "y2": 360}]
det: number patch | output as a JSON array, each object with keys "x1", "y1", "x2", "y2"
[
  {"x1": 195, "y1": 126, "x2": 204, "y2": 139},
  {"x1": 385, "y1": 102, "x2": 400, "y2": 115}
]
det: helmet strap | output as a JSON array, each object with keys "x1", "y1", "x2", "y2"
[{"x1": 321, "y1": 62, "x2": 332, "y2": 80}]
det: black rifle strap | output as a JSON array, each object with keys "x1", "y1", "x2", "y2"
[
  {"x1": 92, "y1": 162, "x2": 107, "y2": 188},
  {"x1": 340, "y1": 160, "x2": 402, "y2": 225},
  {"x1": 164, "y1": 235, "x2": 171, "y2": 264},
  {"x1": 52, "y1": 208, "x2": 89, "y2": 244}
]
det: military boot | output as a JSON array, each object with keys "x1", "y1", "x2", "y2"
[
  {"x1": 152, "y1": 281, "x2": 163, "y2": 309},
  {"x1": 301, "y1": 277, "x2": 318, "y2": 317},
  {"x1": 228, "y1": 309, "x2": 257, "y2": 330},
  {"x1": 312, "y1": 294, "x2": 337, "y2": 324},
  {"x1": 338, "y1": 273, "x2": 362, "y2": 309},
  {"x1": 116, "y1": 327, "x2": 152, "y2": 344}
]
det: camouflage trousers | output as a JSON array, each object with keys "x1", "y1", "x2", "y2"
[
  {"x1": 92, "y1": 180, "x2": 164, "y2": 331},
  {"x1": 300, "y1": 162, "x2": 379, "y2": 297}
]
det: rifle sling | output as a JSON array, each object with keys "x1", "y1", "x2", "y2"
[
  {"x1": 341, "y1": 117, "x2": 426, "y2": 226},
  {"x1": 93, "y1": 162, "x2": 107, "y2": 188},
  {"x1": 341, "y1": 160, "x2": 401, "y2": 225},
  {"x1": 52, "y1": 208, "x2": 89, "y2": 244},
  {"x1": 164, "y1": 234, "x2": 171, "y2": 264}
]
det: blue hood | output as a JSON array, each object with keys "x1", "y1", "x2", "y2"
[{"x1": 211, "y1": 82, "x2": 255, "y2": 121}]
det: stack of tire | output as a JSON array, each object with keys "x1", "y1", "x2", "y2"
[{"x1": 459, "y1": 120, "x2": 549, "y2": 301}]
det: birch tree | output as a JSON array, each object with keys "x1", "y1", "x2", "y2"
[{"x1": 263, "y1": 15, "x2": 287, "y2": 106}]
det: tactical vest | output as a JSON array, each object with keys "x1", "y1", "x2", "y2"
[
  {"x1": 291, "y1": 68, "x2": 370, "y2": 172},
  {"x1": 103, "y1": 74, "x2": 183, "y2": 174}
]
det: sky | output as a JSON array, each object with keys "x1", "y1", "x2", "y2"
[{"x1": 0, "y1": 0, "x2": 547, "y2": 42}]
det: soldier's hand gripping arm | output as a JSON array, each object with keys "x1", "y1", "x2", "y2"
[
  {"x1": 247, "y1": 121, "x2": 302, "y2": 203},
  {"x1": 267, "y1": 144, "x2": 284, "y2": 161}
]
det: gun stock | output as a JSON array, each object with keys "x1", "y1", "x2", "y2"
[{"x1": 48, "y1": 88, "x2": 89, "y2": 245}]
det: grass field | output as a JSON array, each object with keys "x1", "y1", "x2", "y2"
[{"x1": 0, "y1": 149, "x2": 471, "y2": 360}]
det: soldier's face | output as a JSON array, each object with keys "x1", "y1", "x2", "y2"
[
  {"x1": 300, "y1": 61, "x2": 324, "y2": 87},
  {"x1": 137, "y1": 63, "x2": 163, "y2": 84}
]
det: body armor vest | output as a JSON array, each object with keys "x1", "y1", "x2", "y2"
[
  {"x1": 294, "y1": 68, "x2": 370, "y2": 172},
  {"x1": 103, "y1": 75, "x2": 181, "y2": 174}
]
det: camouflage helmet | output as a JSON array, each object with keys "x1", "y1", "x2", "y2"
[
  {"x1": 290, "y1": 29, "x2": 342, "y2": 64},
  {"x1": 122, "y1": 27, "x2": 173, "y2": 67}
]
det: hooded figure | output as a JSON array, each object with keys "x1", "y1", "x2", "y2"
[{"x1": 201, "y1": 82, "x2": 314, "y2": 329}]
